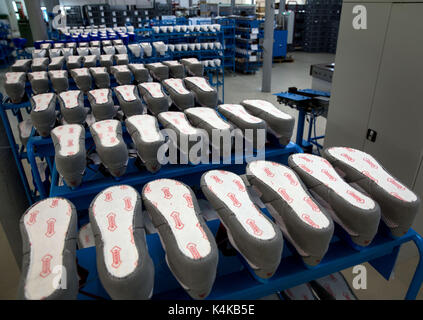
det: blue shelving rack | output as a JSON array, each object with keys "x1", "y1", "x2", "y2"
[{"x1": 235, "y1": 17, "x2": 264, "y2": 73}]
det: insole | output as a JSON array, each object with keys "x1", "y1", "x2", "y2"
[
  {"x1": 91, "y1": 185, "x2": 139, "y2": 277},
  {"x1": 203, "y1": 170, "x2": 276, "y2": 239},
  {"x1": 143, "y1": 179, "x2": 211, "y2": 260},
  {"x1": 290, "y1": 154, "x2": 376, "y2": 210},
  {"x1": 23, "y1": 198, "x2": 72, "y2": 300},
  {"x1": 248, "y1": 160, "x2": 330, "y2": 229},
  {"x1": 326, "y1": 147, "x2": 417, "y2": 203}
]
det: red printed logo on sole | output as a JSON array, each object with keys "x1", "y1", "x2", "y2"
[
  {"x1": 363, "y1": 157, "x2": 378, "y2": 169},
  {"x1": 170, "y1": 211, "x2": 184, "y2": 230},
  {"x1": 104, "y1": 191, "x2": 113, "y2": 202},
  {"x1": 233, "y1": 179, "x2": 246, "y2": 192},
  {"x1": 196, "y1": 222, "x2": 207, "y2": 239},
  {"x1": 186, "y1": 242, "x2": 201, "y2": 260},
  {"x1": 162, "y1": 187, "x2": 173, "y2": 199},
  {"x1": 264, "y1": 167, "x2": 275, "y2": 177},
  {"x1": 304, "y1": 196, "x2": 321, "y2": 212},
  {"x1": 246, "y1": 218, "x2": 263, "y2": 236},
  {"x1": 45, "y1": 218, "x2": 56, "y2": 238},
  {"x1": 183, "y1": 193, "x2": 194, "y2": 208},
  {"x1": 40, "y1": 254, "x2": 53, "y2": 278},
  {"x1": 107, "y1": 212, "x2": 117, "y2": 232},
  {"x1": 227, "y1": 193, "x2": 241, "y2": 208},
  {"x1": 111, "y1": 246, "x2": 122, "y2": 269},
  {"x1": 123, "y1": 197, "x2": 133, "y2": 211},
  {"x1": 321, "y1": 169, "x2": 337, "y2": 181},
  {"x1": 284, "y1": 172, "x2": 298, "y2": 186},
  {"x1": 210, "y1": 175, "x2": 223, "y2": 184},
  {"x1": 387, "y1": 177, "x2": 405, "y2": 190},
  {"x1": 347, "y1": 190, "x2": 365, "y2": 204},
  {"x1": 49, "y1": 199, "x2": 59, "y2": 208},
  {"x1": 301, "y1": 214, "x2": 321, "y2": 229},
  {"x1": 27, "y1": 210, "x2": 39, "y2": 226},
  {"x1": 278, "y1": 188, "x2": 293, "y2": 204}
]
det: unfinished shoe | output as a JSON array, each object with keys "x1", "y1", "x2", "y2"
[
  {"x1": 201, "y1": 170, "x2": 283, "y2": 277},
  {"x1": 246, "y1": 160, "x2": 334, "y2": 266},
  {"x1": 103, "y1": 46, "x2": 115, "y2": 55},
  {"x1": 99, "y1": 54, "x2": 113, "y2": 71},
  {"x1": 88, "y1": 88, "x2": 116, "y2": 121},
  {"x1": 181, "y1": 58, "x2": 204, "y2": 76},
  {"x1": 5, "y1": 72, "x2": 26, "y2": 103},
  {"x1": 70, "y1": 68, "x2": 92, "y2": 92},
  {"x1": 217, "y1": 104, "x2": 266, "y2": 149},
  {"x1": 162, "y1": 78, "x2": 195, "y2": 110},
  {"x1": 184, "y1": 77, "x2": 217, "y2": 107},
  {"x1": 48, "y1": 56, "x2": 65, "y2": 70},
  {"x1": 140, "y1": 43, "x2": 152, "y2": 57},
  {"x1": 142, "y1": 179, "x2": 218, "y2": 299},
  {"x1": 288, "y1": 153, "x2": 381, "y2": 247},
  {"x1": 58, "y1": 90, "x2": 87, "y2": 124},
  {"x1": 89, "y1": 67, "x2": 110, "y2": 89},
  {"x1": 128, "y1": 64, "x2": 149, "y2": 83},
  {"x1": 114, "y1": 85, "x2": 144, "y2": 117},
  {"x1": 145, "y1": 62, "x2": 169, "y2": 82},
  {"x1": 185, "y1": 107, "x2": 232, "y2": 155},
  {"x1": 158, "y1": 111, "x2": 208, "y2": 161},
  {"x1": 51, "y1": 124, "x2": 86, "y2": 187},
  {"x1": 323, "y1": 147, "x2": 421, "y2": 237},
  {"x1": 11, "y1": 59, "x2": 32, "y2": 72},
  {"x1": 163, "y1": 61, "x2": 185, "y2": 79},
  {"x1": 30, "y1": 93, "x2": 57, "y2": 137},
  {"x1": 31, "y1": 58, "x2": 49, "y2": 72},
  {"x1": 17, "y1": 197, "x2": 78, "y2": 300},
  {"x1": 18, "y1": 119, "x2": 33, "y2": 147},
  {"x1": 83, "y1": 55, "x2": 98, "y2": 68},
  {"x1": 138, "y1": 82, "x2": 169, "y2": 115},
  {"x1": 128, "y1": 44, "x2": 142, "y2": 59},
  {"x1": 28, "y1": 71, "x2": 49, "y2": 95},
  {"x1": 115, "y1": 54, "x2": 129, "y2": 65},
  {"x1": 66, "y1": 55, "x2": 82, "y2": 70},
  {"x1": 125, "y1": 115, "x2": 165, "y2": 173},
  {"x1": 90, "y1": 120, "x2": 128, "y2": 177},
  {"x1": 89, "y1": 185, "x2": 155, "y2": 299},
  {"x1": 241, "y1": 99, "x2": 295, "y2": 146},
  {"x1": 48, "y1": 70, "x2": 69, "y2": 93},
  {"x1": 111, "y1": 65, "x2": 132, "y2": 85}
]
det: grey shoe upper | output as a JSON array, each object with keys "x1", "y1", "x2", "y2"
[
  {"x1": 180, "y1": 58, "x2": 204, "y2": 76},
  {"x1": 201, "y1": 169, "x2": 283, "y2": 277},
  {"x1": 49, "y1": 70, "x2": 69, "y2": 93},
  {"x1": 162, "y1": 78, "x2": 195, "y2": 110},
  {"x1": 28, "y1": 71, "x2": 49, "y2": 95},
  {"x1": 146, "y1": 62, "x2": 169, "y2": 82},
  {"x1": 51, "y1": 124, "x2": 86, "y2": 187},
  {"x1": 89, "y1": 185, "x2": 155, "y2": 299},
  {"x1": 128, "y1": 64, "x2": 149, "y2": 84},
  {"x1": 323, "y1": 147, "x2": 421, "y2": 237},
  {"x1": 89, "y1": 119, "x2": 128, "y2": 177},
  {"x1": 184, "y1": 77, "x2": 218, "y2": 107},
  {"x1": 30, "y1": 93, "x2": 57, "y2": 137},
  {"x1": 114, "y1": 85, "x2": 145, "y2": 117},
  {"x1": 125, "y1": 114, "x2": 165, "y2": 173},
  {"x1": 110, "y1": 65, "x2": 132, "y2": 85},
  {"x1": 240, "y1": 99, "x2": 294, "y2": 146},
  {"x1": 246, "y1": 161, "x2": 334, "y2": 266},
  {"x1": 288, "y1": 153, "x2": 381, "y2": 246},
  {"x1": 138, "y1": 82, "x2": 169, "y2": 116},
  {"x1": 70, "y1": 68, "x2": 92, "y2": 92},
  {"x1": 89, "y1": 67, "x2": 110, "y2": 88},
  {"x1": 18, "y1": 197, "x2": 79, "y2": 300},
  {"x1": 162, "y1": 61, "x2": 185, "y2": 79},
  {"x1": 5, "y1": 72, "x2": 26, "y2": 103},
  {"x1": 142, "y1": 179, "x2": 218, "y2": 299},
  {"x1": 88, "y1": 88, "x2": 116, "y2": 121}
]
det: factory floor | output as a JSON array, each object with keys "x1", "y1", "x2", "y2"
[{"x1": 0, "y1": 52, "x2": 422, "y2": 300}]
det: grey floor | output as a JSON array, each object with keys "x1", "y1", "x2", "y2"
[{"x1": 0, "y1": 52, "x2": 422, "y2": 300}]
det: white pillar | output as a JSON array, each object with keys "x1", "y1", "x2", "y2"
[{"x1": 24, "y1": 0, "x2": 48, "y2": 41}]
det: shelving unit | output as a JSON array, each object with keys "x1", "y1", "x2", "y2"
[
  {"x1": 214, "y1": 17, "x2": 235, "y2": 72},
  {"x1": 235, "y1": 17, "x2": 263, "y2": 73},
  {"x1": 0, "y1": 22, "x2": 13, "y2": 68}
]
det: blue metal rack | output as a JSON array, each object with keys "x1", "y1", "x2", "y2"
[{"x1": 75, "y1": 162, "x2": 423, "y2": 300}]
